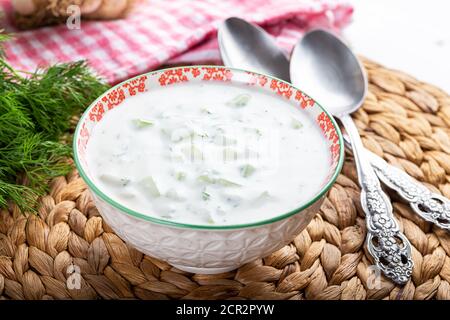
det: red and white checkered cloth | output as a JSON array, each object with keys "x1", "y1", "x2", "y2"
[{"x1": 0, "y1": 0, "x2": 352, "y2": 84}]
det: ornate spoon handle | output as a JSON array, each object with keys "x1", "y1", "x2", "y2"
[
  {"x1": 343, "y1": 134, "x2": 450, "y2": 231},
  {"x1": 340, "y1": 116, "x2": 413, "y2": 284},
  {"x1": 367, "y1": 151, "x2": 450, "y2": 231}
]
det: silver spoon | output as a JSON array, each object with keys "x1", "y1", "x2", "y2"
[
  {"x1": 218, "y1": 19, "x2": 413, "y2": 284},
  {"x1": 290, "y1": 30, "x2": 415, "y2": 284},
  {"x1": 291, "y1": 30, "x2": 413, "y2": 285}
]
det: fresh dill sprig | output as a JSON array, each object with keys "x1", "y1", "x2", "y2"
[{"x1": 0, "y1": 33, "x2": 109, "y2": 212}]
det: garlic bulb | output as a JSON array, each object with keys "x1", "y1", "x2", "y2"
[
  {"x1": 86, "y1": 0, "x2": 128, "y2": 19},
  {"x1": 11, "y1": 0, "x2": 36, "y2": 15},
  {"x1": 80, "y1": 0, "x2": 103, "y2": 15},
  {"x1": 12, "y1": 0, "x2": 138, "y2": 29}
]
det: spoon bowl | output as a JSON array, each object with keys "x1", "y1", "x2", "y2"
[
  {"x1": 290, "y1": 29, "x2": 367, "y2": 117},
  {"x1": 218, "y1": 17, "x2": 291, "y2": 81}
]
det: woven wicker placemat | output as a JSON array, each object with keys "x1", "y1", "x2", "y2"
[{"x1": 1, "y1": 58, "x2": 450, "y2": 300}]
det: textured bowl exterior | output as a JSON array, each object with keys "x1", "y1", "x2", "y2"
[
  {"x1": 74, "y1": 66, "x2": 343, "y2": 274},
  {"x1": 93, "y1": 192, "x2": 323, "y2": 273}
]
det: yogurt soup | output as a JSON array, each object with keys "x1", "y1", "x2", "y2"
[{"x1": 86, "y1": 82, "x2": 331, "y2": 226}]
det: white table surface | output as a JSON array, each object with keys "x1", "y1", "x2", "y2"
[{"x1": 343, "y1": 0, "x2": 450, "y2": 93}]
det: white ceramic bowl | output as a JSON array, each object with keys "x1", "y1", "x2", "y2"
[{"x1": 74, "y1": 66, "x2": 344, "y2": 274}]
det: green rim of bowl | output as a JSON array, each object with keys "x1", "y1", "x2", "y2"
[{"x1": 73, "y1": 65, "x2": 345, "y2": 230}]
